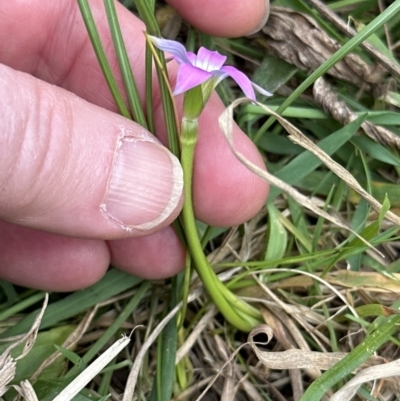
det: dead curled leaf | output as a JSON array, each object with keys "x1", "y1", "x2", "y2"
[
  {"x1": 255, "y1": 7, "x2": 383, "y2": 87},
  {"x1": 248, "y1": 325, "x2": 388, "y2": 372},
  {"x1": 249, "y1": 328, "x2": 345, "y2": 370}
]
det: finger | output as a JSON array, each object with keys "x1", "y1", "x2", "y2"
[
  {"x1": 193, "y1": 95, "x2": 269, "y2": 226},
  {"x1": 0, "y1": 1, "x2": 268, "y2": 228},
  {"x1": 108, "y1": 225, "x2": 186, "y2": 279},
  {"x1": 0, "y1": 64, "x2": 183, "y2": 239},
  {"x1": 0, "y1": 219, "x2": 186, "y2": 290},
  {"x1": 166, "y1": 0, "x2": 270, "y2": 37},
  {"x1": 0, "y1": 220, "x2": 109, "y2": 291}
]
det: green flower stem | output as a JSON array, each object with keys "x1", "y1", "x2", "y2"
[{"x1": 180, "y1": 115, "x2": 262, "y2": 332}]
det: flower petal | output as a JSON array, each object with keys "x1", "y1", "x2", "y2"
[
  {"x1": 174, "y1": 63, "x2": 213, "y2": 95},
  {"x1": 252, "y1": 82, "x2": 273, "y2": 97},
  {"x1": 194, "y1": 47, "x2": 227, "y2": 72},
  {"x1": 219, "y1": 66, "x2": 256, "y2": 100},
  {"x1": 148, "y1": 36, "x2": 190, "y2": 64},
  {"x1": 219, "y1": 66, "x2": 272, "y2": 100}
]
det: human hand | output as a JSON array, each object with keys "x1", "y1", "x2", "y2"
[{"x1": 0, "y1": 0, "x2": 270, "y2": 291}]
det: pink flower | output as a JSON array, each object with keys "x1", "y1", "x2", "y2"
[{"x1": 149, "y1": 36, "x2": 272, "y2": 101}]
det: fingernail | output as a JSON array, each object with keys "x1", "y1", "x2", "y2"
[
  {"x1": 102, "y1": 134, "x2": 183, "y2": 231},
  {"x1": 247, "y1": 0, "x2": 270, "y2": 35}
]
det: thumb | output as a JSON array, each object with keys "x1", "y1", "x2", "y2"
[{"x1": 0, "y1": 64, "x2": 183, "y2": 239}]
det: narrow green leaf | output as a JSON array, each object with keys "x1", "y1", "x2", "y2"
[
  {"x1": 54, "y1": 344, "x2": 83, "y2": 367},
  {"x1": 1, "y1": 270, "x2": 142, "y2": 338},
  {"x1": 152, "y1": 275, "x2": 180, "y2": 401},
  {"x1": 133, "y1": 0, "x2": 180, "y2": 158},
  {"x1": 264, "y1": 204, "x2": 288, "y2": 261},
  {"x1": 352, "y1": 136, "x2": 400, "y2": 166},
  {"x1": 0, "y1": 291, "x2": 46, "y2": 321},
  {"x1": 103, "y1": 0, "x2": 148, "y2": 127},
  {"x1": 77, "y1": 0, "x2": 131, "y2": 119}
]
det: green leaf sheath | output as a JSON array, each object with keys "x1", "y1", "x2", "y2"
[{"x1": 180, "y1": 117, "x2": 261, "y2": 332}]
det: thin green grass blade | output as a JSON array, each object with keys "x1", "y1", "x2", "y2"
[
  {"x1": 0, "y1": 291, "x2": 46, "y2": 322},
  {"x1": 77, "y1": 0, "x2": 131, "y2": 119},
  {"x1": 254, "y1": 0, "x2": 400, "y2": 142},
  {"x1": 0, "y1": 280, "x2": 19, "y2": 306},
  {"x1": 300, "y1": 314, "x2": 400, "y2": 400},
  {"x1": 81, "y1": 281, "x2": 149, "y2": 365},
  {"x1": 264, "y1": 204, "x2": 288, "y2": 262},
  {"x1": 1, "y1": 270, "x2": 142, "y2": 338},
  {"x1": 351, "y1": 136, "x2": 400, "y2": 166},
  {"x1": 311, "y1": 185, "x2": 335, "y2": 253},
  {"x1": 133, "y1": 0, "x2": 180, "y2": 158},
  {"x1": 151, "y1": 275, "x2": 180, "y2": 401},
  {"x1": 103, "y1": 0, "x2": 147, "y2": 127}
]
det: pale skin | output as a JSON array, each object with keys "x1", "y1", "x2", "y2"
[{"x1": 0, "y1": 0, "x2": 270, "y2": 291}]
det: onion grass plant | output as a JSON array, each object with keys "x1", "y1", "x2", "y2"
[{"x1": 1, "y1": 0, "x2": 400, "y2": 400}]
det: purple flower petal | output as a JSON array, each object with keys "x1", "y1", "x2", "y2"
[
  {"x1": 219, "y1": 66, "x2": 257, "y2": 100},
  {"x1": 174, "y1": 63, "x2": 213, "y2": 95},
  {"x1": 186, "y1": 52, "x2": 197, "y2": 64},
  {"x1": 148, "y1": 35, "x2": 190, "y2": 64},
  {"x1": 194, "y1": 47, "x2": 227, "y2": 72},
  {"x1": 149, "y1": 36, "x2": 273, "y2": 101}
]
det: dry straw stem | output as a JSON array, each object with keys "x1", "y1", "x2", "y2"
[
  {"x1": 314, "y1": 77, "x2": 400, "y2": 149},
  {"x1": 305, "y1": 0, "x2": 400, "y2": 80},
  {"x1": 329, "y1": 357, "x2": 400, "y2": 401},
  {"x1": 12, "y1": 380, "x2": 39, "y2": 401},
  {"x1": 31, "y1": 307, "x2": 97, "y2": 382},
  {"x1": 276, "y1": 270, "x2": 400, "y2": 294},
  {"x1": 0, "y1": 293, "x2": 48, "y2": 398},
  {"x1": 53, "y1": 334, "x2": 132, "y2": 401},
  {"x1": 255, "y1": 6, "x2": 400, "y2": 149},
  {"x1": 257, "y1": 7, "x2": 384, "y2": 88},
  {"x1": 219, "y1": 98, "x2": 400, "y2": 240},
  {"x1": 175, "y1": 306, "x2": 216, "y2": 364}
]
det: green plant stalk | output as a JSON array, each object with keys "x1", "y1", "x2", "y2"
[{"x1": 180, "y1": 116, "x2": 261, "y2": 332}]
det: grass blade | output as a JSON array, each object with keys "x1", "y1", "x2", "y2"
[
  {"x1": 133, "y1": 0, "x2": 180, "y2": 158},
  {"x1": 300, "y1": 314, "x2": 400, "y2": 400},
  {"x1": 77, "y1": 0, "x2": 131, "y2": 119},
  {"x1": 1, "y1": 270, "x2": 142, "y2": 338},
  {"x1": 103, "y1": 0, "x2": 148, "y2": 128}
]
